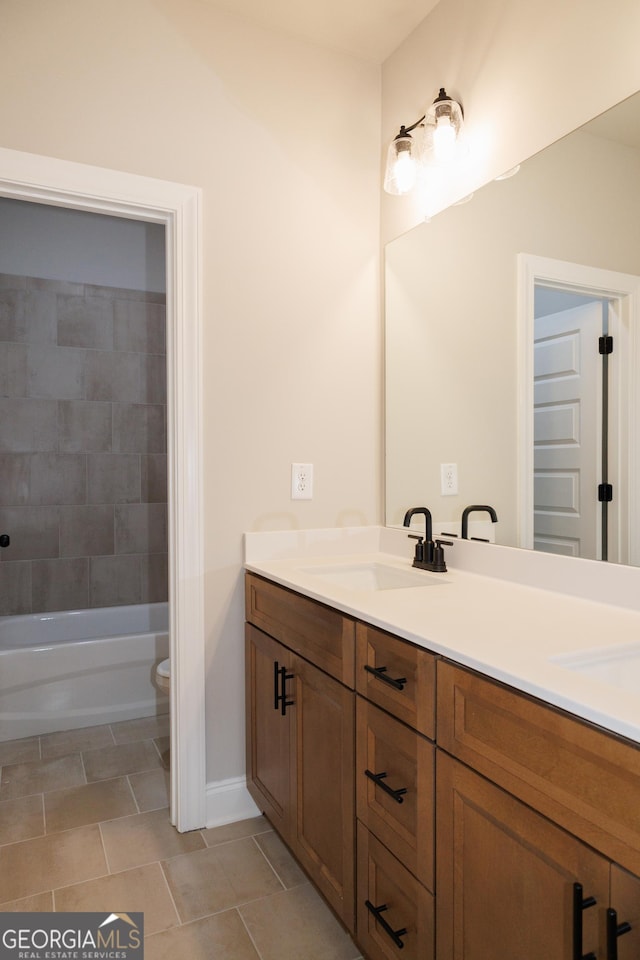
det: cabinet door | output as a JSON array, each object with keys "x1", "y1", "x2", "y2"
[
  {"x1": 292, "y1": 653, "x2": 355, "y2": 931},
  {"x1": 437, "y1": 752, "x2": 609, "y2": 960},
  {"x1": 356, "y1": 696, "x2": 434, "y2": 890},
  {"x1": 357, "y1": 821, "x2": 434, "y2": 960},
  {"x1": 245, "y1": 624, "x2": 292, "y2": 840},
  {"x1": 610, "y1": 865, "x2": 640, "y2": 960}
]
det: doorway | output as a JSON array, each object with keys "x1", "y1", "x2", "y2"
[
  {"x1": 518, "y1": 254, "x2": 640, "y2": 565},
  {"x1": 0, "y1": 145, "x2": 206, "y2": 831}
]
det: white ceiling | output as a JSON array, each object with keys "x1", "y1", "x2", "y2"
[{"x1": 206, "y1": 0, "x2": 441, "y2": 62}]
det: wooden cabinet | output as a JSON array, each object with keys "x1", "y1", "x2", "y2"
[
  {"x1": 355, "y1": 624, "x2": 436, "y2": 960},
  {"x1": 245, "y1": 571, "x2": 640, "y2": 960},
  {"x1": 436, "y1": 661, "x2": 640, "y2": 960},
  {"x1": 245, "y1": 575, "x2": 355, "y2": 930}
]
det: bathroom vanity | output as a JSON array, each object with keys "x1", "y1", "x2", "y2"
[{"x1": 244, "y1": 527, "x2": 640, "y2": 960}]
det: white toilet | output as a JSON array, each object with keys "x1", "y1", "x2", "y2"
[{"x1": 155, "y1": 658, "x2": 170, "y2": 694}]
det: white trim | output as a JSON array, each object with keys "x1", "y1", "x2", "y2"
[
  {"x1": 205, "y1": 776, "x2": 261, "y2": 829},
  {"x1": 517, "y1": 254, "x2": 640, "y2": 562},
  {"x1": 0, "y1": 147, "x2": 206, "y2": 831}
]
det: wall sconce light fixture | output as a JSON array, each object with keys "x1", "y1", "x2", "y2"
[{"x1": 384, "y1": 88, "x2": 466, "y2": 196}]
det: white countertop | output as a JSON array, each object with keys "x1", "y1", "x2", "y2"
[{"x1": 245, "y1": 526, "x2": 640, "y2": 745}]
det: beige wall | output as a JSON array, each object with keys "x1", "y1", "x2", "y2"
[
  {"x1": 0, "y1": 0, "x2": 381, "y2": 784},
  {"x1": 382, "y1": 0, "x2": 640, "y2": 241}
]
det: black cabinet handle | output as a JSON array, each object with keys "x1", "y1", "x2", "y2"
[
  {"x1": 365, "y1": 900, "x2": 407, "y2": 949},
  {"x1": 278, "y1": 665, "x2": 294, "y2": 716},
  {"x1": 364, "y1": 769, "x2": 408, "y2": 804},
  {"x1": 364, "y1": 664, "x2": 407, "y2": 691},
  {"x1": 606, "y1": 907, "x2": 632, "y2": 960},
  {"x1": 573, "y1": 882, "x2": 597, "y2": 960}
]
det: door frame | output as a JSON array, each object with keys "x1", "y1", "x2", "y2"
[
  {"x1": 0, "y1": 146, "x2": 206, "y2": 831},
  {"x1": 517, "y1": 254, "x2": 640, "y2": 563}
]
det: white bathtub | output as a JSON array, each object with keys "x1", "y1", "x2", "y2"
[{"x1": 0, "y1": 603, "x2": 169, "y2": 742}]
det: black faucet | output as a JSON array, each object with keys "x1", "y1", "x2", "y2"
[
  {"x1": 403, "y1": 507, "x2": 433, "y2": 564},
  {"x1": 460, "y1": 505, "x2": 498, "y2": 540},
  {"x1": 403, "y1": 507, "x2": 452, "y2": 572}
]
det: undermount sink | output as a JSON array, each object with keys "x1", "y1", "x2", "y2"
[
  {"x1": 551, "y1": 642, "x2": 640, "y2": 695},
  {"x1": 301, "y1": 562, "x2": 448, "y2": 592}
]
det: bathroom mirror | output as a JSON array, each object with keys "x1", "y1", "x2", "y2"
[{"x1": 385, "y1": 90, "x2": 640, "y2": 563}]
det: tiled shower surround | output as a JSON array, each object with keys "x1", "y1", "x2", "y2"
[{"x1": 0, "y1": 272, "x2": 167, "y2": 616}]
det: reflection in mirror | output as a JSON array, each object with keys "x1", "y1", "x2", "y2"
[{"x1": 385, "y1": 91, "x2": 640, "y2": 564}]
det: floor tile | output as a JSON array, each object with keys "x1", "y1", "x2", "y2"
[
  {"x1": 0, "y1": 795, "x2": 44, "y2": 845},
  {"x1": 255, "y1": 831, "x2": 307, "y2": 889},
  {"x1": 40, "y1": 724, "x2": 115, "y2": 760},
  {"x1": 110, "y1": 715, "x2": 170, "y2": 745},
  {"x1": 44, "y1": 777, "x2": 137, "y2": 833},
  {"x1": 101, "y1": 807, "x2": 205, "y2": 873},
  {"x1": 0, "y1": 892, "x2": 54, "y2": 913},
  {"x1": 0, "y1": 737, "x2": 40, "y2": 766},
  {"x1": 55, "y1": 863, "x2": 179, "y2": 936},
  {"x1": 202, "y1": 815, "x2": 271, "y2": 847},
  {"x1": 162, "y1": 836, "x2": 284, "y2": 923},
  {"x1": 239, "y1": 883, "x2": 361, "y2": 960},
  {"x1": 83, "y1": 740, "x2": 162, "y2": 782},
  {"x1": 144, "y1": 908, "x2": 261, "y2": 960},
  {"x1": 0, "y1": 753, "x2": 85, "y2": 801},
  {"x1": 154, "y1": 736, "x2": 170, "y2": 768},
  {"x1": 0, "y1": 824, "x2": 107, "y2": 903},
  {"x1": 128, "y1": 768, "x2": 170, "y2": 812}
]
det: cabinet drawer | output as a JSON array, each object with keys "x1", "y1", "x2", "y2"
[
  {"x1": 437, "y1": 660, "x2": 640, "y2": 876},
  {"x1": 356, "y1": 822, "x2": 434, "y2": 960},
  {"x1": 245, "y1": 573, "x2": 355, "y2": 686},
  {"x1": 356, "y1": 697, "x2": 434, "y2": 890},
  {"x1": 356, "y1": 623, "x2": 435, "y2": 738}
]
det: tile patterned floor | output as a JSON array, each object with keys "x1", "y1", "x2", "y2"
[{"x1": 0, "y1": 718, "x2": 362, "y2": 959}]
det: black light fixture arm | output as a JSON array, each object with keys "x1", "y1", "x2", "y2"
[{"x1": 393, "y1": 114, "x2": 425, "y2": 139}]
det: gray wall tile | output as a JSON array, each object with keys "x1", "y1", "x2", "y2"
[
  {"x1": 141, "y1": 553, "x2": 168, "y2": 603},
  {"x1": 30, "y1": 454, "x2": 87, "y2": 505},
  {"x1": 59, "y1": 505, "x2": 114, "y2": 558},
  {"x1": 0, "y1": 506, "x2": 59, "y2": 560},
  {"x1": 0, "y1": 399, "x2": 58, "y2": 452},
  {"x1": 88, "y1": 454, "x2": 140, "y2": 504},
  {"x1": 113, "y1": 404, "x2": 165, "y2": 454},
  {"x1": 0, "y1": 274, "x2": 27, "y2": 290},
  {"x1": 0, "y1": 290, "x2": 57, "y2": 344},
  {"x1": 59, "y1": 400, "x2": 112, "y2": 454},
  {"x1": 32, "y1": 558, "x2": 89, "y2": 613},
  {"x1": 27, "y1": 345, "x2": 85, "y2": 399},
  {"x1": 0, "y1": 343, "x2": 28, "y2": 397},
  {"x1": 139, "y1": 354, "x2": 166, "y2": 404},
  {"x1": 90, "y1": 555, "x2": 142, "y2": 607},
  {"x1": 141, "y1": 455, "x2": 167, "y2": 503},
  {"x1": 115, "y1": 503, "x2": 167, "y2": 555},
  {"x1": 0, "y1": 561, "x2": 32, "y2": 615},
  {"x1": 85, "y1": 350, "x2": 141, "y2": 402},
  {"x1": 27, "y1": 277, "x2": 84, "y2": 296},
  {"x1": 0, "y1": 454, "x2": 30, "y2": 505},
  {"x1": 57, "y1": 295, "x2": 114, "y2": 349},
  {"x1": 113, "y1": 300, "x2": 166, "y2": 354}
]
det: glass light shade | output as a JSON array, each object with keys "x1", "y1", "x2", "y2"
[
  {"x1": 423, "y1": 88, "x2": 465, "y2": 166},
  {"x1": 384, "y1": 133, "x2": 418, "y2": 195}
]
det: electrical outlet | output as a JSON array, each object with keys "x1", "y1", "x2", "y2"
[
  {"x1": 291, "y1": 463, "x2": 313, "y2": 500},
  {"x1": 441, "y1": 462, "x2": 458, "y2": 496}
]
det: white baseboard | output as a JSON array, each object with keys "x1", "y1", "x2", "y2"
[{"x1": 205, "y1": 775, "x2": 261, "y2": 829}]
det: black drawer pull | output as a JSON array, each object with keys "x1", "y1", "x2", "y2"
[
  {"x1": 365, "y1": 769, "x2": 407, "y2": 804},
  {"x1": 606, "y1": 907, "x2": 632, "y2": 960},
  {"x1": 364, "y1": 664, "x2": 407, "y2": 691},
  {"x1": 572, "y1": 882, "x2": 597, "y2": 960},
  {"x1": 365, "y1": 900, "x2": 407, "y2": 949}
]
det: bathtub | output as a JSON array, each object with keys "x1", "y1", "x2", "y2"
[{"x1": 0, "y1": 603, "x2": 169, "y2": 742}]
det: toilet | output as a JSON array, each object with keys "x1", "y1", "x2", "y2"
[{"x1": 155, "y1": 658, "x2": 170, "y2": 694}]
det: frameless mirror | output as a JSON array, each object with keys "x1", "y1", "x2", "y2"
[{"x1": 385, "y1": 91, "x2": 640, "y2": 564}]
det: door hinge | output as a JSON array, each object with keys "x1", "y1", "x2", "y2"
[
  {"x1": 599, "y1": 335, "x2": 613, "y2": 355},
  {"x1": 598, "y1": 483, "x2": 613, "y2": 502}
]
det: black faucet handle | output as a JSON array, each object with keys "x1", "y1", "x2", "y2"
[
  {"x1": 407, "y1": 533, "x2": 424, "y2": 563},
  {"x1": 432, "y1": 539, "x2": 453, "y2": 573},
  {"x1": 0, "y1": 534, "x2": 10, "y2": 548}
]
